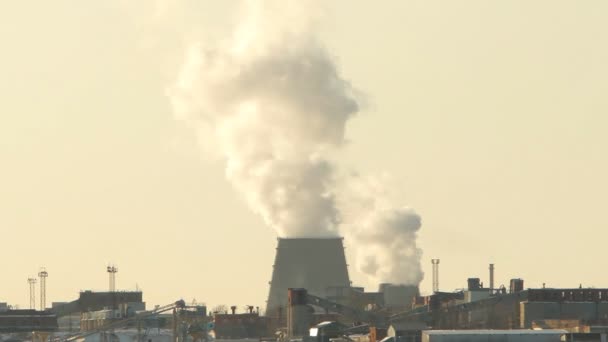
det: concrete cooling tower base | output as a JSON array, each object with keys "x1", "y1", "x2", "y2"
[{"x1": 266, "y1": 237, "x2": 351, "y2": 315}]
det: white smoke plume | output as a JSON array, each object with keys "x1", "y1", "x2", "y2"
[
  {"x1": 340, "y1": 176, "x2": 424, "y2": 286},
  {"x1": 169, "y1": 0, "x2": 424, "y2": 285},
  {"x1": 169, "y1": 0, "x2": 356, "y2": 237},
  {"x1": 357, "y1": 208, "x2": 423, "y2": 285}
]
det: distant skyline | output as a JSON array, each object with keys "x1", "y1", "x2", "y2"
[{"x1": 1, "y1": 1, "x2": 607, "y2": 310}]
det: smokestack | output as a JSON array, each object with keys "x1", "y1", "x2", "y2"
[
  {"x1": 489, "y1": 264, "x2": 495, "y2": 294},
  {"x1": 267, "y1": 238, "x2": 350, "y2": 316},
  {"x1": 287, "y1": 288, "x2": 312, "y2": 338},
  {"x1": 431, "y1": 259, "x2": 440, "y2": 293}
]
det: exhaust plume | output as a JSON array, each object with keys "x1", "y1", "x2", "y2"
[
  {"x1": 169, "y1": 0, "x2": 424, "y2": 285},
  {"x1": 341, "y1": 176, "x2": 424, "y2": 285},
  {"x1": 358, "y1": 207, "x2": 423, "y2": 285}
]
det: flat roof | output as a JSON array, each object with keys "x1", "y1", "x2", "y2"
[{"x1": 424, "y1": 330, "x2": 568, "y2": 335}]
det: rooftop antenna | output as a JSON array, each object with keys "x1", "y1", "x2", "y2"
[
  {"x1": 38, "y1": 268, "x2": 48, "y2": 311},
  {"x1": 27, "y1": 277, "x2": 37, "y2": 310},
  {"x1": 431, "y1": 259, "x2": 440, "y2": 293},
  {"x1": 107, "y1": 265, "x2": 118, "y2": 292}
]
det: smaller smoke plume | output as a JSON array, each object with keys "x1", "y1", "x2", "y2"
[
  {"x1": 339, "y1": 176, "x2": 424, "y2": 286},
  {"x1": 355, "y1": 207, "x2": 423, "y2": 285}
]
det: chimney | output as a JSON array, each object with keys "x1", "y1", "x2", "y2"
[
  {"x1": 489, "y1": 264, "x2": 495, "y2": 294},
  {"x1": 431, "y1": 259, "x2": 440, "y2": 293},
  {"x1": 287, "y1": 288, "x2": 311, "y2": 338}
]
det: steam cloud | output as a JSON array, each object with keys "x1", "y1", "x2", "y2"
[
  {"x1": 169, "y1": 0, "x2": 423, "y2": 286},
  {"x1": 341, "y1": 176, "x2": 424, "y2": 286}
]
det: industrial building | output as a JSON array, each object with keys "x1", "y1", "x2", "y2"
[
  {"x1": 394, "y1": 285, "x2": 608, "y2": 332},
  {"x1": 0, "y1": 310, "x2": 58, "y2": 333},
  {"x1": 4, "y1": 238, "x2": 608, "y2": 342},
  {"x1": 265, "y1": 248, "x2": 608, "y2": 342},
  {"x1": 51, "y1": 291, "x2": 144, "y2": 317},
  {"x1": 80, "y1": 302, "x2": 146, "y2": 331},
  {"x1": 213, "y1": 306, "x2": 268, "y2": 339},
  {"x1": 420, "y1": 330, "x2": 567, "y2": 342}
]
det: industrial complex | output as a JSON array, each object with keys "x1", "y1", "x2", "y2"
[{"x1": 1, "y1": 237, "x2": 606, "y2": 342}]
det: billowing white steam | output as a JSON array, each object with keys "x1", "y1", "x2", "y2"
[
  {"x1": 357, "y1": 207, "x2": 423, "y2": 285},
  {"x1": 341, "y1": 176, "x2": 424, "y2": 285},
  {"x1": 169, "y1": 0, "x2": 423, "y2": 285}
]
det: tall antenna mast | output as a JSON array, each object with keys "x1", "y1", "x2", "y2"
[
  {"x1": 27, "y1": 277, "x2": 37, "y2": 310},
  {"x1": 431, "y1": 259, "x2": 440, "y2": 293},
  {"x1": 38, "y1": 268, "x2": 48, "y2": 311},
  {"x1": 107, "y1": 265, "x2": 118, "y2": 292}
]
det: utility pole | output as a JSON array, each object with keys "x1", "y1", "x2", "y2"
[
  {"x1": 28, "y1": 278, "x2": 37, "y2": 310},
  {"x1": 38, "y1": 268, "x2": 48, "y2": 311}
]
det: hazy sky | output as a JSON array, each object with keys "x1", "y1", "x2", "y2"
[{"x1": 1, "y1": 1, "x2": 607, "y2": 310}]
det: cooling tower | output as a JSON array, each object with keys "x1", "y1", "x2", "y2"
[{"x1": 266, "y1": 238, "x2": 351, "y2": 315}]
